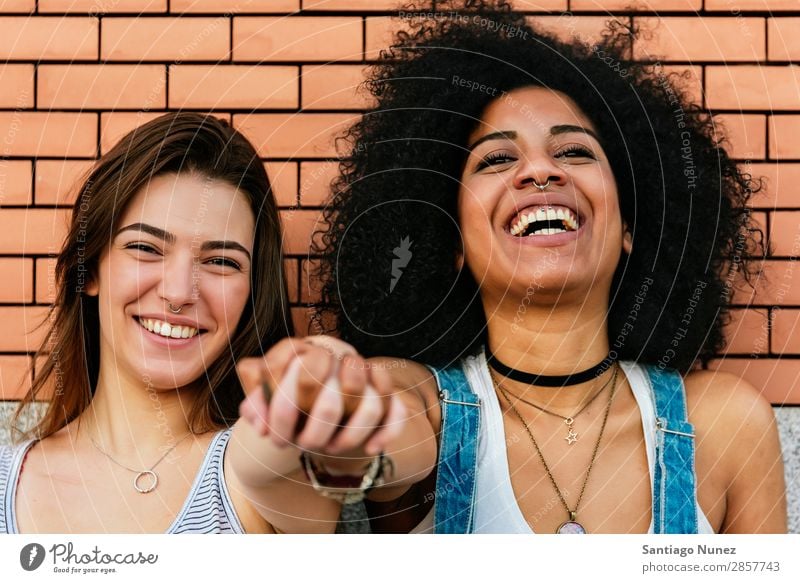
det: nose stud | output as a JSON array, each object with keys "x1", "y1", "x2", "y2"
[
  {"x1": 533, "y1": 179, "x2": 550, "y2": 191},
  {"x1": 168, "y1": 303, "x2": 183, "y2": 314}
]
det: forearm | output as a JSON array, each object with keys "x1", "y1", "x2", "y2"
[
  {"x1": 227, "y1": 418, "x2": 341, "y2": 533},
  {"x1": 228, "y1": 416, "x2": 303, "y2": 488}
]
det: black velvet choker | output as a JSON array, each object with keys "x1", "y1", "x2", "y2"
[{"x1": 486, "y1": 351, "x2": 616, "y2": 387}]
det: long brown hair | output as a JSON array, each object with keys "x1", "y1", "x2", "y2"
[{"x1": 15, "y1": 112, "x2": 293, "y2": 441}]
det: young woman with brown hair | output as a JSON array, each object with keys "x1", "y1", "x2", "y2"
[{"x1": 0, "y1": 112, "x2": 403, "y2": 533}]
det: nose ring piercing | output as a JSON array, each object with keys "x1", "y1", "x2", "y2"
[
  {"x1": 168, "y1": 303, "x2": 183, "y2": 314},
  {"x1": 533, "y1": 179, "x2": 550, "y2": 191}
]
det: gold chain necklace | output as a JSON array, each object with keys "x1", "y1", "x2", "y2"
[
  {"x1": 89, "y1": 432, "x2": 193, "y2": 494},
  {"x1": 492, "y1": 367, "x2": 616, "y2": 445},
  {"x1": 494, "y1": 364, "x2": 619, "y2": 534}
]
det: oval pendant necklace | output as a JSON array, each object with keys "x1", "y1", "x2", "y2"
[{"x1": 494, "y1": 364, "x2": 619, "y2": 534}]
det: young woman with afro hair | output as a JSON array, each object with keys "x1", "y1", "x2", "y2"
[{"x1": 237, "y1": 0, "x2": 786, "y2": 534}]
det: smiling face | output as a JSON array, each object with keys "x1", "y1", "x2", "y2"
[
  {"x1": 87, "y1": 172, "x2": 255, "y2": 391},
  {"x1": 458, "y1": 86, "x2": 631, "y2": 306}
]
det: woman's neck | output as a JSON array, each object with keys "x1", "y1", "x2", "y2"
[
  {"x1": 78, "y1": 368, "x2": 198, "y2": 455},
  {"x1": 484, "y1": 297, "x2": 615, "y2": 409}
]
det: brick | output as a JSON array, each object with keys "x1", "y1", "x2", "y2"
[
  {"x1": 100, "y1": 111, "x2": 232, "y2": 154},
  {"x1": 0, "y1": 65, "x2": 33, "y2": 108},
  {"x1": 747, "y1": 163, "x2": 800, "y2": 208},
  {"x1": 770, "y1": 212, "x2": 800, "y2": 257},
  {"x1": 301, "y1": 64, "x2": 371, "y2": 110},
  {"x1": 733, "y1": 260, "x2": 800, "y2": 305},
  {"x1": 0, "y1": 356, "x2": 32, "y2": 401},
  {"x1": 706, "y1": 0, "x2": 800, "y2": 9},
  {"x1": 169, "y1": 65, "x2": 298, "y2": 109},
  {"x1": 768, "y1": 18, "x2": 800, "y2": 61},
  {"x1": 0, "y1": 258, "x2": 33, "y2": 303},
  {"x1": 709, "y1": 358, "x2": 800, "y2": 405},
  {"x1": 284, "y1": 258, "x2": 298, "y2": 303},
  {"x1": 706, "y1": 66, "x2": 800, "y2": 112},
  {"x1": 770, "y1": 116, "x2": 800, "y2": 160},
  {"x1": 633, "y1": 17, "x2": 765, "y2": 62},
  {"x1": 280, "y1": 209, "x2": 323, "y2": 255},
  {"x1": 530, "y1": 15, "x2": 627, "y2": 47},
  {"x1": 0, "y1": 0, "x2": 35, "y2": 11},
  {"x1": 365, "y1": 16, "x2": 409, "y2": 61},
  {"x1": 35, "y1": 160, "x2": 94, "y2": 206},
  {"x1": 0, "y1": 209, "x2": 70, "y2": 255},
  {"x1": 99, "y1": 112, "x2": 164, "y2": 154},
  {"x1": 233, "y1": 113, "x2": 358, "y2": 158},
  {"x1": 772, "y1": 308, "x2": 800, "y2": 354},
  {"x1": 266, "y1": 161, "x2": 298, "y2": 207},
  {"x1": 101, "y1": 17, "x2": 229, "y2": 61},
  {"x1": 713, "y1": 114, "x2": 766, "y2": 160},
  {"x1": 723, "y1": 308, "x2": 769, "y2": 355},
  {"x1": 300, "y1": 258, "x2": 322, "y2": 304},
  {"x1": 299, "y1": 161, "x2": 337, "y2": 206},
  {"x1": 659, "y1": 65, "x2": 703, "y2": 106},
  {"x1": 171, "y1": 0, "x2": 298, "y2": 11},
  {"x1": 0, "y1": 306, "x2": 51, "y2": 352},
  {"x1": 290, "y1": 306, "x2": 315, "y2": 337},
  {"x1": 38, "y1": 65, "x2": 166, "y2": 110},
  {"x1": 234, "y1": 17, "x2": 362, "y2": 62},
  {"x1": 306, "y1": 0, "x2": 566, "y2": 7},
  {"x1": 571, "y1": 0, "x2": 700, "y2": 8},
  {"x1": 39, "y1": 0, "x2": 165, "y2": 11},
  {"x1": 0, "y1": 161, "x2": 33, "y2": 206},
  {"x1": 0, "y1": 17, "x2": 97, "y2": 60},
  {"x1": 0, "y1": 113, "x2": 96, "y2": 157},
  {"x1": 35, "y1": 258, "x2": 58, "y2": 305}
]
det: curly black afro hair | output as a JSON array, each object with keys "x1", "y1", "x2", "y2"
[{"x1": 311, "y1": 0, "x2": 764, "y2": 374}]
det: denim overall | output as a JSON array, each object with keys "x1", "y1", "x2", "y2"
[{"x1": 428, "y1": 361, "x2": 699, "y2": 534}]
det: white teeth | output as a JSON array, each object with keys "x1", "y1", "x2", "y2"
[
  {"x1": 509, "y1": 205, "x2": 579, "y2": 236},
  {"x1": 137, "y1": 317, "x2": 199, "y2": 339}
]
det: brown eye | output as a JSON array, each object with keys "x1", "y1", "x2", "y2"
[
  {"x1": 554, "y1": 145, "x2": 596, "y2": 159},
  {"x1": 476, "y1": 152, "x2": 517, "y2": 171}
]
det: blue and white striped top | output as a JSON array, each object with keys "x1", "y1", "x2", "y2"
[{"x1": 0, "y1": 429, "x2": 244, "y2": 534}]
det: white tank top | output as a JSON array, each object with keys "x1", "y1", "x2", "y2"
[{"x1": 412, "y1": 351, "x2": 715, "y2": 534}]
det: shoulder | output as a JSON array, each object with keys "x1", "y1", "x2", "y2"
[
  {"x1": 682, "y1": 369, "x2": 779, "y2": 476},
  {"x1": 682, "y1": 369, "x2": 776, "y2": 434}
]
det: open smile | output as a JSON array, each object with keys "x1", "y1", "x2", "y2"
[{"x1": 134, "y1": 316, "x2": 208, "y2": 343}]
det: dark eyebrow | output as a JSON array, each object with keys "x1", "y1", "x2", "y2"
[
  {"x1": 550, "y1": 124, "x2": 601, "y2": 143},
  {"x1": 115, "y1": 223, "x2": 175, "y2": 243},
  {"x1": 201, "y1": 241, "x2": 252, "y2": 262},
  {"x1": 467, "y1": 130, "x2": 518, "y2": 152},
  {"x1": 116, "y1": 223, "x2": 251, "y2": 261},
  {"x1": 467, "y1": 125, "x2": 602, "y2": 153}
]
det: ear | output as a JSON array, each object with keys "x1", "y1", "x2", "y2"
[
  {"x1": 622, "y1": 223, "x2": 633, "y2": 255},
  {"x1": 84, "y1": 274, "x2": 99, "y2": 297}
]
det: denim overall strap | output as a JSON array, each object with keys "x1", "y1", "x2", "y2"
[
  {"x1": 644, "y1": 365, "x2": 699, "y2": 534},
  {"x1": 426, "y1": 363, "x2": 481, "y2": 534}
]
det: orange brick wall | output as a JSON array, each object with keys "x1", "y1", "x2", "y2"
[{"x1": 0, "y1": 1, "x2": 799, "y2": 406}]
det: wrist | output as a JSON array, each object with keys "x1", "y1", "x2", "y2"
[{"x1": 300, "y1": 451, "x2": 394, "y2": 504}]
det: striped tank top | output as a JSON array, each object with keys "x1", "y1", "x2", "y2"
[{"x1": 0, "y1": 429, "x2": 244, "y2": 534}]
